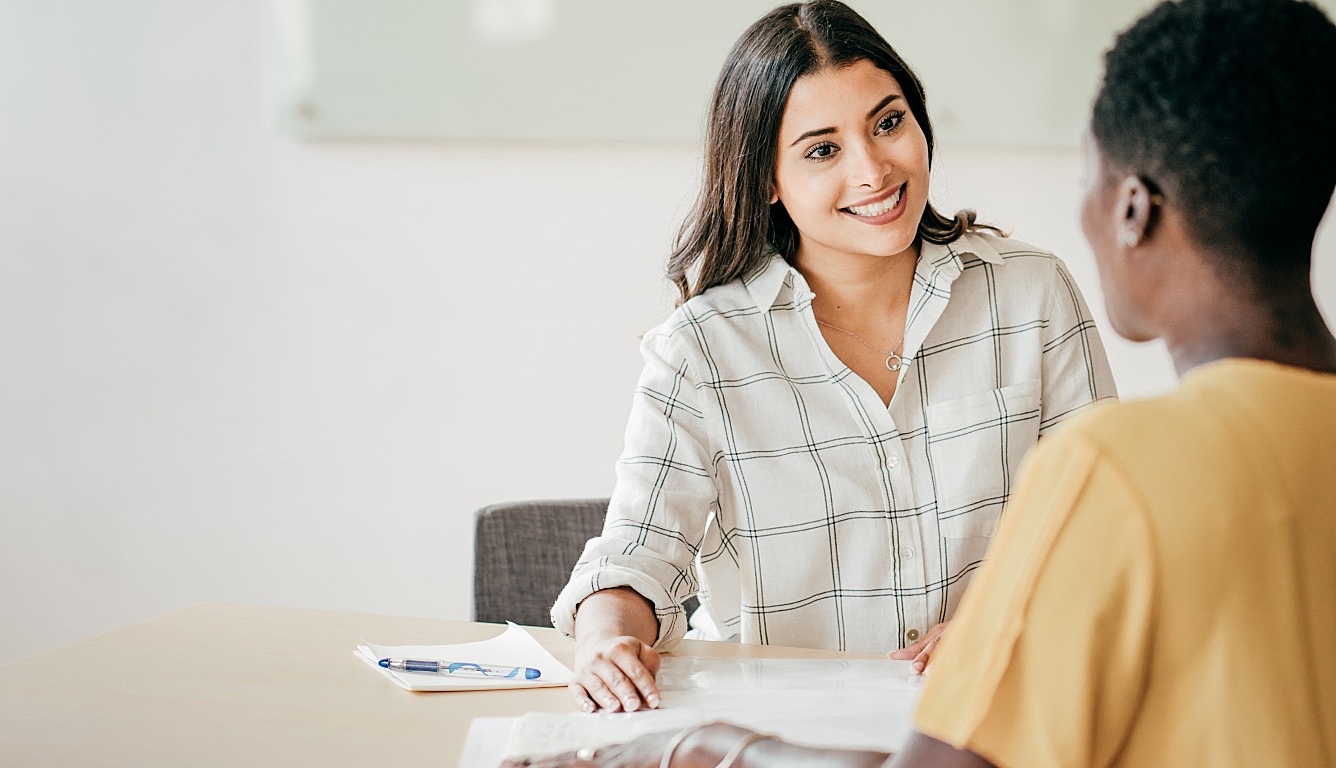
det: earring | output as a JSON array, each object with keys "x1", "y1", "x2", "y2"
[{"x1": 1119, "y1": 228, "x2": 1139, "y2": 248}]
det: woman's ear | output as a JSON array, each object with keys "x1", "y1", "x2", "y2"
[{"x1": 1116, "y1": 176, "x2": 1159, "y2": 248}]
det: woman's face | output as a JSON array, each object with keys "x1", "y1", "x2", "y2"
[{"x1": 773, "y1": 59, "x2": 931, "y2": 266}]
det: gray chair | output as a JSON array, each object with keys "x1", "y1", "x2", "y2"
[
  {"x1": 471, "y1": 498, "x2": 698, "y2": 628},
  {"x1": 472, "y1": 498, "x2": 610, "y2": 627}
]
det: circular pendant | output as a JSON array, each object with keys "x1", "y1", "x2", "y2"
[{"x1": 885, "y1": 353, "x2": 903, "y2": 372}]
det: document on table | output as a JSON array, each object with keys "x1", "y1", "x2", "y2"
[
  {"x1": 355, "y1": 622, "x2": 573, "y2": 692},
  {"x1": 460, "y1": 655, "x2": 925, "y2": 767}
]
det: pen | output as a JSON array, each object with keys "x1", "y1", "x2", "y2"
[{"x1": 378, "y1": 658, "x2": 541, "y2": 680}]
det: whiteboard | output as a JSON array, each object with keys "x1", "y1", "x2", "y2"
[{"x1": 274, "y1": 0, "x2": 1335, "y2": 148}]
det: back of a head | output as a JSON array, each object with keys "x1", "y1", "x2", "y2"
[{"x1": 1091, "y1": 0, "x2": 1336, "y2": 280}]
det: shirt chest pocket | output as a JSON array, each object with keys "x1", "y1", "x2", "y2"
[{"x1": 925, "y1": 379, "x2": 1042, "y2": 525}]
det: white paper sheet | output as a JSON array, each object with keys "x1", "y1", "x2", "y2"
[
  {"x1": 503, "y1": 709, "x2": 701, "y2": 761},
  {"x1": 460, "y1": 718, "x2": 516, "y2": 768},
  {"x1": 487, "y1": 655, "x2": 925, "y2": 761},
  {"x1": 354, "y1": 622, "x2": 573, "y2": 692}
]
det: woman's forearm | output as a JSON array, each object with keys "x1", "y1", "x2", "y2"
[
  {"x1": 569, "y1": 587, "x2": 664, "y2": 712},
  {"x1": 573, "y1": 586, "x2": 659, "y2": 645}
]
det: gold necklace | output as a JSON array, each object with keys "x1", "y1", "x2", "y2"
[{"x1": 816, "y1": 318, "x2": 911, "y2": 372}]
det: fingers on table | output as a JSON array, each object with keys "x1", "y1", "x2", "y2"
[
  {"x1": 911, "y1": 624, "x2": 949, "y2": 673},
  {"x1": 888, "y1": 623, "x2": 948, "y2": 669},
  {"x1": 568, "y1": 681, "x2": 601, "y2": 713},
  {"x1": 575, "y1": 643, "x2": 661, "y2": 712},
  {"x1": 889, "y1": 635, "x2": 931, "y2": 660},
  {"x1": 911, "y1": 639, "x2": 937, "y2": 672}
]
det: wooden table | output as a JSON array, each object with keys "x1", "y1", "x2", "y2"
[{"x1": 0, "y1": 603, "x2": 885, "y2": 767}]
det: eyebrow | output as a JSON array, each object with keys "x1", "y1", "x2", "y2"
[{"x1": 787, "y1": 93, "x2": 904, "y2": 147}]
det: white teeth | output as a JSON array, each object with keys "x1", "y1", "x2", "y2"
[{"x1": 847, "y1": 187, "x2": 902, "y2": 216}]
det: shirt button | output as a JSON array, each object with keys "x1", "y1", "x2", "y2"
[
  {"x1": 899, "y1": 548, "x2": 914, "y2": 560},
  {"x1": 887, "y1": 456, "x2": 900, "y2": 468},
  {"x1": 907, "y1": 628, "x2": 920, "y2": 641}
]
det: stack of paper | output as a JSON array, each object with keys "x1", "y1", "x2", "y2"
[{"x1": 354, "y1": 622, "x2": 573, "y2": 692}]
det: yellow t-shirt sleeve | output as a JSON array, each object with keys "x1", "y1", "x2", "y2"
[{"x1": 913, "y1": 433, "x2": 1157, "y2": 768}]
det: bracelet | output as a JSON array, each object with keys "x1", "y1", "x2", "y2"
[
  {"x1": 659, "y1": 720, "x2": 724, "y2": 768},
  {"x1": 713, "y1": 731, "x2": 770, "y2": 768}
]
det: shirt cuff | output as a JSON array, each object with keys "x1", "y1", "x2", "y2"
[{"x1": 550, "y1": 564, "x2": 691, "y2": 651}]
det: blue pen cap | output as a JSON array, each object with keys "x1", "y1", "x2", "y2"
[{"x1": 525, "y1": 668, "x2": 541, "y2": 680}]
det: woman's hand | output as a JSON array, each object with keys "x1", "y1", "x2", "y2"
[
  {"x1": 570, "y1": 631, "x2": 662, "y2": 713},
  {"x1": 569, "y1": 587, "x2": 664, "y2": 713},
  {"x1": 889, "y1": 621, "x2": 948, "y2": 674}
]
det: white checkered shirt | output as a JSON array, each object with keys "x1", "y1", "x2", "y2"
[{"x1": 553, "y1": 232, "x2": 1117, "y2": 653}]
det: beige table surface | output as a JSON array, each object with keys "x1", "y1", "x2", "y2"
[{"x1": 0, "y1": 603, "x2": 885, "y2": 767}]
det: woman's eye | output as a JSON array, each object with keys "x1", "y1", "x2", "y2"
[
  {"x1": 805, "y1": 142, "x2": 837, "y2": 160},
  {"x1": 876, "y1": 112, "x2": 904, "y2": 134}
]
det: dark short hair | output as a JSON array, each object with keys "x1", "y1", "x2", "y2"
[
  {"x1": 668, "y1": 0, "x2": 987, "y2": 304},
  {"x1": 1091, "y1": 0, "x2": 1336, "y2": 279}
]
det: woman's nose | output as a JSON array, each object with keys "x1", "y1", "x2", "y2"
[{"x1": 845, "y1": 138, "x2": 891, "y2": 188}]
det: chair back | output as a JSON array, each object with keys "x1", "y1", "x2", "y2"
[{"x1": 472, "y1": 498, "x2": 609, "y2": 627}]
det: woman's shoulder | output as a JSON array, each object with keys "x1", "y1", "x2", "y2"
[
  {"x1": 638, "y1": 289, "x2": 748, "y2": 354},
  {"x1": 647, "y1": 255, "x2": 790, "y2": 340},
  {"x1": 953, "y1": 230, "x2": 1064, "y2": 269},
  {"x1": 948, "y1": 230, "x2": 1079, "y2": 295},
  {"x1": 939, "y1": 231, "x2": 1088, "y2": 319}
]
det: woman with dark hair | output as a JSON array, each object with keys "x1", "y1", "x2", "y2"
[
  {"x1": 550, "y1": 0, "x2": 1115, "y2": 715},
  {"x1": 522, "y1": 0, "x2": 1336, "y2": 765}
]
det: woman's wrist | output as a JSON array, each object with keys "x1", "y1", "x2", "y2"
[{"x1": 573, "y1": 587, "x2": 660, "y2": 646}]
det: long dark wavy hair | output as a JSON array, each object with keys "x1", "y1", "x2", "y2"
[{"x1": 668, "y1": 0, "x2": 988, "y2": 304}]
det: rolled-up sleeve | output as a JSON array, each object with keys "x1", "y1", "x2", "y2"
[{"x1": 551, "y1": 327, "x2": 718, "y2": 650}]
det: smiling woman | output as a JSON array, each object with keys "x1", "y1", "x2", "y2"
[{"x1": 549, "y1": 0, "x2": 1118, "y2": 717}]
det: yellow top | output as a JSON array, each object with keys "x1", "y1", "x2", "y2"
[{"x1": 914, "y1": 358, "x2": 1336, "y2": 768}]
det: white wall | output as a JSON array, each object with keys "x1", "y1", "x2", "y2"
[{"x1": 1, "y1": 1, "x2": 1332, "y2": 664}]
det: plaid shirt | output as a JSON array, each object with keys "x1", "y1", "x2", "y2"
[{"x1": 553, "y1": 232, "x2": 1117, "y2": 653}]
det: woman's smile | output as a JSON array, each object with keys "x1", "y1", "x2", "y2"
[{"x1": 842, "y1": 182, "x2": 907, "y2": 222}]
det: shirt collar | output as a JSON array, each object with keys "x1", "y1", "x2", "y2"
[
  {"x1": 744, "y1": 232, "x2": 1006, "y2": 312},
  {"x1": 918, "y1": 232, "x2": 1007, "y2": 286},
  {"x1": 946, "y1": 231, "x2": 1006, "y2": 266},
  {"x1": 744, "y1": 252, "x2": 804, "y2": 313}
]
